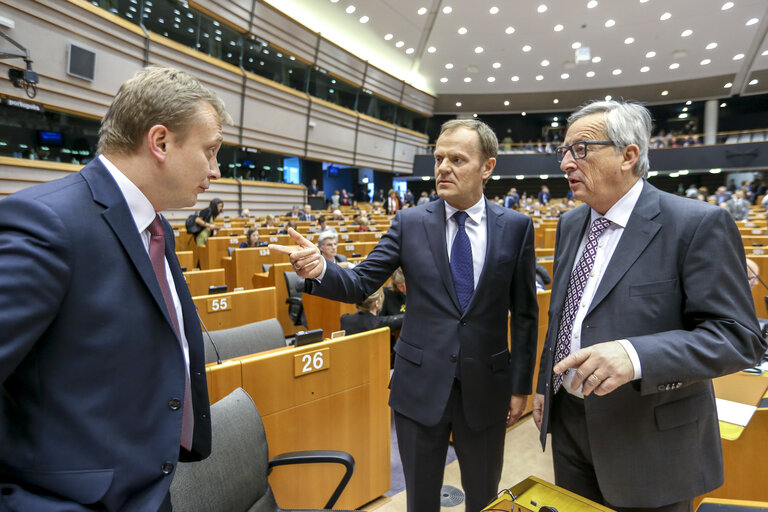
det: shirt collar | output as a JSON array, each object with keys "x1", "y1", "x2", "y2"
[
  {"x1": 591, "y1": 178, "x2": 644, "y2": 229},
  {"x1": 99, "y1": 154, "x2": 157, "y2": 233},
  {"x1": 444, "y1": 196, "x2": 485, "y2": 225}
]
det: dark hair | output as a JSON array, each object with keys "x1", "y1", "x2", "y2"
[
  {"x1": 209, "y1": 198, "x2": 223, "y2": 220},
  {"x1": 245, "y1": 227, "x2": 259, "y2": 247}
]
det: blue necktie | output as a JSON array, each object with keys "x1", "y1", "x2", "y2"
[{"x1": 450, "y1": 211, "x2": 474, "y2": 312}]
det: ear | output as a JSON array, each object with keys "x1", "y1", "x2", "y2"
[
  {"x1": 481, "y1": 157, "x2": 497, "y2": 181},
  {"x1": 621, "y1": 144, "x2": 640, "y2": 173},
  {"x1": 147, "y1": 124, "x2": 170, "y2": 163}
]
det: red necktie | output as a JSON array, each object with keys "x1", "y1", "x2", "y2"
[{"x1": 148, "y1": 215, "x2": 194, "y2": 450}]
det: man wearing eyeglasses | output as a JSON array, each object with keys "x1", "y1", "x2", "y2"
[{"x1": 532, "y1": 100, "x2": 765, "y2": 512}]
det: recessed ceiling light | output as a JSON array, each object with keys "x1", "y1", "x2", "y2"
[
  {"x1": 700, "y1": 58, "x2": 711, "y2": 65},
  {"x1": 445, "y1": 63, "x2": 453, "y2": 69},
  {"x1": 504, "y1": 100, "x2": 510, "y2": 106},
  {"x1": 720, "y1": 102, "x2": 727, "y2": 107},
  {"x1": 505, "y1": 26, "x2": 515, "y2": 34},
  {"x1": 605, "y1": 19, "x2": 616, "y2": 27},
  {"x1": 428, "y1": 46, "x2": 436, "y2": 53},
  {"x1": 572, "y1": 42, "x2": 582, "y2": 49},
  {"x1": 345, "y1": 5, "x2": 356, "y2": 14},
  {"x1": 645, "y1": 51, "x2": 656, "y2": 58},
  {"x1": 733, "y1": 53, "x2": 744, "y2": 60},
  {"x1": 685, "y1": 100, "x2": 692, "y2": 105},
  {"x1": 511, "y1": 75, "x2": 520, "y2": 81},
  {"x1": 706, "y1": 42, "x2": 718, "y2": 50},
  {"x1": 384, "y1": 33, "x2": 393, "y2": 40},
  {"x1": 640, "y1": 66, "x2": 650, "y2": 72},
  {"x1": 605, "y1": 95, "x2": 612, "y2": 100},
  {"x1": 464, "y1": 77, "x2": 472, "y2": 82},
  {"x1": 669, "y1": 63, "x2": 680, "y2": 69},
  {"x1": 681, "y1": 29, "x2": 692, "y2": 37},
  {"x1": 443, "y1": 6, "x2": 452, "y2": 14},
  {"x1": 661, "y1": 90, "x2": 669, "y2": 96},
  {"x1": 475, "y1": 46, "x2": 484, "y2": 53},
  {"x1": 405, "y1": 47, "x2": 414, "y2": 54},
  {"x1": 587, "y1": 0, "x2": 598, "y2": 8},
  {"x1": 592, "y1": 56, "x2": 602, "y2": 63},
  {"x1": 522, "y1": 44, "x2": 532, "y2": 52},
  {"x1": 553, "y1": 98, "x2": 559, "y2": 103},
  {"x1": 458, "y1": 27, "x2": 468, "y2": 35},
  {"x1": 746, "y1": 18, "x2": 759, "y2": 26},
  {"x1": 359, "y1": 15, "x2": 369, "y2": 23},
  {"x1": 417, "y1": 7, "x2": 427, "y2": 15},
  {"x1": 561, "y1": 73, "x2": 569, "y2": 79},
  {"x1": 521, "y1": 112, "x2": 526, "y2": 116},
  {"x1": 624, "y1": 37, "x2": 635, "y2": 44},
  {"x1": 660, "y1": 12, "x2": 671, "y2": 21},
  {"x1": 724, "y1": 82, "x2": 732, "y2": 88},
  {"x1": 554, "y1": 24, "x2": 564, "y2": 32},
  {"x1": 553, "y1": 116, "x2": 558, "y2": 121},
  {"x1": 330, "y1": 0, "x2": 339, "y2": 3},
  {"x1": 537, "y1": 4, "x2": 548, "y2": 13},
  {"x1": 487, "y1": 76, "x2": 496, "y2": 82},
  {"x1": 721, "y1": 2, "x2": 734, "y2": 9},
  {"x1": 455, "y1": 101, "x2": 462, "y2": 107},
  {"x1": 492, "y1": 62, "x2": 501, "y2": 69},
  {"x1": 440, "y1": 77, "x2": 448, "y2": 83},
  {"x1": 682, "y1": 107, "x2": 688, "y2": 111},
  {"x1": 490, "y1": 6, "x2": 499, "y2": 14},
  {"x1": 763, "y1": 50, "x2": 768, "y2": 56},
  {"x1": 750, "y1": 79, "x2": 759, "y2": 85},
  {"x1": 541, "y1": 59, "x2": 550, "y2": 66},
  {"x1": 612, "y1": 68, "x2": 622, "y2": 75},
  {"x1": 536, "y1": 75, "x2": 544, "y2": 80},
  {"x1": 395, "y1": 40, "x2": 404, "y2": 48},
  {"x1": 586, "y1": 70, "x2": 596, "y2": 77}
]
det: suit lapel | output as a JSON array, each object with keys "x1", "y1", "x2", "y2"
[
  {"x1": 467, "y1": 198, "x2": 502, "y2": 311},
  {"x1": 551, "y1": 206, "x2": 591, "y2": 313},
  {"x1": 587, "y1": 181, "x2": 662, "y2": 315},
  {"x1": 423, "y1": 200, "x2": 463, "y2": 313}
]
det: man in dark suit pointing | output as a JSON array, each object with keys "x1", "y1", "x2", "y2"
[
  {"x1": 0, "y1": 67, "x2": 232, "y2": 511},
  {"x1": 533, "y1": 100, "x2": 765, "y2": 512},
  {"x1": 272, "y1": 120, "x2": 538, "y2": 511}
]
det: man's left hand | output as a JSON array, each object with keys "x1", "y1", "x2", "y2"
[
  {"x1": 554, "y1": 341, "x2": 634, "y2": 396},
  {"x1": 506, "y1": 394, "x2": 527, "y2": 427}
]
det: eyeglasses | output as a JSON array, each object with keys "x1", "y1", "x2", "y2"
[{"x1": 555, "y1": 140, "x2": 614, "y2": 163}]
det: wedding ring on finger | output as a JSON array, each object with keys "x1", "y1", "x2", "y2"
[{"x1": 590, "y1": 373, "x2": 602, "y2": 383}]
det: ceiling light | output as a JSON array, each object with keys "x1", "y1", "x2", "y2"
[
  {"x1": 487, "y1": 76, "x2": 496, "y2": 82},
  {"x1": 661, "y1": 90, "x2": 669, "y2": 95},
  {"x1": 405, "y1": 47, "x2": 414, "y2": 54},
  {"x1": 746, "y1": 18, "x2": 759, "y2": 26},
  {"x1": 678, "y1": 113, "x2": 688, "y2": 119},
  {"x1": 553, "y1": 117, "x2": 558, "y2": 121},
  {"x1": 458, "y1": 27, "x2": 468, "y2": 35},
  {"x1": 522, "y1": 45, "x2": 532, "y2": 52},
  {"x1": 706, "y1": 42, "x2": 718, "y2": 50},
  {"x1": 586, "y1": 70, "x2": 596, "y2": 77},
  {"x1": 646, "y1": 51, "x2": 656, "y2": 58},
  {"x1": 330, "y1": 0, "x2": 339, "y2": 3},
  {"x1": 685, "y1": 100, "x2": 692, "y2": 105},
  {"x1": 592, "y1": 56, "x2": 602, "y2": 63},
  {"x1": 345, "y1": 5, "x2": 355, "y2": 14},
  {"x1": 682, "y1": 107, "x2": 688, "y2": 111},
  {"x1": 587, "y1": 0, "x2": 598, "y2": 7},
  {"x1": 721, "y1": 2, "x2": 734, "y2": 9},
  {"x1": 669, "y1": 63, "x2": 679, "y2": 69},
  {"x1": 511, "y1": 75, "x2": 520, "y2": 81},
  {"x1": 359, "y1": 15, "x2": 369, "y2": 23},
  {"x1": 440, "y1": 77, "x2": 448, "y2": 83},
  {"x1": 749, "y1": 79, "x2": 759, "y2": 85},
  {"x1": 605, "y1": 95, "x2": 612, "y2": 100},
  {"x1": 553, "y1": 99, "x2": 559, "y2": 104},
  {"x1": 700, "y1": 58, "x2": 711, "y2": 65},
  {"x1": 442, "y1": 6, "x2": 452, "y2": 14},
  {"x1": 521, "y1": 112, "x2": 526, "y2": 116},
  {"x1": 681, "y1": 29, "x2": 692, "y2": 37},
  {"x1": 504, "y1": 100, "x2": 510, "y2": 106},
  {"x1": 464, "y1": 77, "x2": 472, "y2": 82},
  {"x1": 554, "y1": 24, "x2": 564, "y2": 32},
  {"x1": 720, "y1": 103, "x2": 727, "y2": 107},
  {"x1": 710, "y1": 168, "x2": 722, "y2": 174},
  {"x1": 417, "y1": 7, "x2": 427, "y2": 15},
  {"x1": 763, "y1": 50, "x2": 768, "y2": 56},
  {"x1": 475, "y1": 46, "x2": 484, "y2": 53},
  {"x1": 660, "y1": 12, "x2": 671, "y2": 21},
  {"x1": 604, "y1": 19, "x2": 616, "y2": 27},
  {"x1": 624, "y1": 37, "x2": 635, "y2": 44},
  {"x1": 640, "y1": 66, "x2": 650, "y2": 72},
  {"x1": 428, "y1": 46, "x2": 436, "y2": 53},
  {"x1": 395, "y1": 40, "x2": 404, "y2": 48},
  {"x1": 445, "y1": 63, "x2": 453, "y2": 69},
  {"x1": 384, "y1": 33, "x2": 393, "y2": 40},
  {"x1": 572, "y1": 42, "x2": 582, "y2": 49},
  {"x1": 490, "y1": 6, "x2": 499, "y2": 14},
  {"x1": 455, "y1": 101, "x2": 462, "y2": 107},
  {"x1": 541, "y1": 59, "x2": 550, "y2": 66},
  {"x1": 724, "y1": 82, "x2": 732, "y2": 88},
  {"x1": 612, "y1": 68, "x2": 622, "y2": 75},
  {"x1": 537, "y1": 4, "x2": 548, "y2": 13},
  {"x1": 505, "y1": 26, "x2": 515, "y2": 34},
  {"x1": 561, "y1": 73, "x2": 569, "y2": 79},
  {"x1": 492, "y1": 62, "x2": 501, "y2": 68},
  {"x1": 733, "y1": 53, "x2": 744, "y2": 60},
  {"x1": 536, "y1": 75, "x2": 544, "y2": 80}
]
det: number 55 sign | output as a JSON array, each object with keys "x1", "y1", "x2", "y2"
[{"x1": 293, "y1": 348, "x2": 330, "y2": 377}]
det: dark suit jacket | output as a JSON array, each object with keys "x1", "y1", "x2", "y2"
[
  {"x1": 382, "y1": 288, "x2": 406, "y2": 316},
  {"x1": 308, "y1": 198, "x2": 538, "y2": 430},
  {"x1": 0, "y1": 159, "x2": 211, "y2": 511},
  {"x1": 340, "y1": 311, "x2": 404, "y2": 337},
  {"x1": 536, "y1": 180, "x2": 764, "y2": 508}
]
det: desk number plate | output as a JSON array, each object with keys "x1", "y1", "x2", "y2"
[
  {"x1": 207, "y1": 296, "x2": 232, "y2": 312},
  {"x1": 294, "y1": 348, "x2": 330, "y2": 376}
]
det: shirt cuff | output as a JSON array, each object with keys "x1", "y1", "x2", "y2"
[
  {"x1": 617, "y1": 339, "x2": 642, "y2": 380},
  {"x1": 314, "y1": 257, "x2": 328, "y2": 283}
]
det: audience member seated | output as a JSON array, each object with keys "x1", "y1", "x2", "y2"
[
  {"x1": 286, "y1": 205, "x2": 300, "y2": 218},
  {"x1": 331, "y1": 209, "x2": 345, "y2": 222},
  {"x1": 416, "y1": 191, "x2": 430, "y2": 206},
  {"x1": 713, "y1": 186, "x2": 731, "y2": 205},
  {"x1": 278, "y1": 220, "x2": 297, "y2": 234},
  {"x1": 356, "y1": 217, "x2": 371, "y2": 232},
  {"x1": 318, "y1": 231, "x2": 351, "y2": 268},
  {"x1": 538, "y1": 185, "x2": 551, "y2": 205},
  {"x1": 308, "y1": 215, "x2": 336, "y2": 234},
  {"x1": 239, "y1": 227, "x2": 268, "y2": 248},
  {"x1": 194, "y1": 197, "x2": 223, "y2": 247},
  {"x1": 240, "y1": 208, "x2": 251, "y2": 218},
  {"x1": 381, "y1": 267, "x2": 406, "y2": 316},
  {"x1": 340, "y1": 287, "x2": 404, "y2": 368},
  {"x1": 262, "y1": 214, "x2": 278, "y2": 229},
  {"x1": 724, "y1": 189, "x2": 750, "y2": 221},
  {"x1": 299, "y1": 204, "x2": 316, "y2": 221}
]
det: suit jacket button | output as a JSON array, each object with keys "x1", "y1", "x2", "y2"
[
  {"x1": 161, "y1": 462, "x2": 174, "y2": 475},
  {"x1": 460, "y1": 321, "x2": 467, "y2": 326},
  {"x1": 450, "y1": 354, "x2": 458, "y2": 362},
  {"x1": 169, "y1": 399, "x2": 182, "y2": 410}
]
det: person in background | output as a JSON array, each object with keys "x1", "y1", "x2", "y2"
[
  {"x1": 428, "y1": 188, "x2": 439, "y2": 201},
  {"x1": 340, "y1": 287, "x2": 404, "y2": 368},
  {"x1": 195, "y1": 197, "x2": 223, "y2": 246},
  {"x1": 356, "y1": 216, "x2": 371, "y2": 232},
  {"x1": 340, "y1": 188, "x2": 350, "y2": 206},
  {"x1": 417, "y1": 191, "x2": 430, "y2": 206},
  {"x1": 382, "y1": 267, "x2": 407, "y2": 316},
  {"x1": 262, "y1": 214, "x2": 277, "y2": 229},
  {"x1": 330, "y1": 190, "x2": 340, "y2": 210},
  {"x1": 386, "y1": 189, "x2": 401, "y2": 215},
  {"x1": 504, "y1": 187, "x2": 520, "y2": 209},
  {"x1": 309, "y1": 215, "x2": 336, "y2": 234},
  {"x1": 317, "y1": 230, "x2": 351, "y2": 268},
  {"x1": 278, "y1": 220, "x2": 297, "y2": 235},
  {"x1": 404, "y1": 189, "x2": 415, "y2": 206},
  {"x1": 240, "y1": 208, "x2": 251, "y2": 218},
  {"x1": 286, "y1": 205, "x2": 300, "y2": 218},
  {"x1": 724, "y1": 189, "x2": 750, "y2": 221},
  {"x1": 307, "y1": 178, "x2": 319, "y2": 196},
  {"x1": 538, "y1": 185, "x2": 551, "y2": 205},
  {"x1": 239, "y1": 227, "x2": 267, "y2": 248},
  {"x1": 299, "y1": 204, "x2": 316, "y2": 221}
]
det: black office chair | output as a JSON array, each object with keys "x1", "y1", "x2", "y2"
[
  {"x1": 284, "y1": 271, "x2": 306, "y2": 327},
  {"x1": 170, "y1": 388, "x2": 355, "y2": 511}
]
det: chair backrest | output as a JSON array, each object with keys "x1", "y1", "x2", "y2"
[
  {"x1": 284, "y1": 271, "x2": 303, "y2": 299},
  {"x1": 262, "y1": 263, "x2": 272, "y2": 273},
  {"x1": 204, "y1": 318, "x2": 285, "y2": 364},
  {"x1": 170, "y1": 388, "x2": 278, "y2": 512}
]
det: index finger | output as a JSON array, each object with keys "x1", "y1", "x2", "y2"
[
  {"x1": 268, "y1": 243, "x2": 297, "y2": 255},
  {"x1": 553, "y1": 349, "x2": 590, "y2": 375}
]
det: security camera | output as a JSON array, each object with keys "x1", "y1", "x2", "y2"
[{"x1": 8, "y1": 61, "x2": 38, "y2": 98}]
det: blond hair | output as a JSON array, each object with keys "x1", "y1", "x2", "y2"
[{"x1": 356, "y1": 287, "x2": 384, "y2": 313}]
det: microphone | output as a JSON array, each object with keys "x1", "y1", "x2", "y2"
[{"x1": 196, "y1": 307, "x2": 222, "y2": 365}]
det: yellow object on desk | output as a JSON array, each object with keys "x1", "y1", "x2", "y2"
[{"x1": 483, "y1": 476, "x2": 614, "y2": 511}]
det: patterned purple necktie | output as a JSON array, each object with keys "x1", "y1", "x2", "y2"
[
  {"x1": 552, "y1": 217, "x2": 612, "y2": 393},
  {"x1": 450, "y1": 211, "x2": 474, "y2": 312}
]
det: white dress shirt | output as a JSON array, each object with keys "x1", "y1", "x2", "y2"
[
  {"x1": 444, "y1": 197, "x2": 487, "y2": 290},
  {"x1": 99, "y1": 155, "x2": 190, "y2": 371},
  {"x1": 563, "y1": 178, "x2": 644, "y2": 397}
]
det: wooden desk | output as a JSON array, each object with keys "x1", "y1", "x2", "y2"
[
  {"x1": 335, "y1": 241, "x2": 378, "y2": 258},
  {"x1": 205, "y1": 329, "x2": 391, "y2": 510},
  {"x1": 183, "y1": 269, "x2": 226, "y2": 297},
  {"x1": 252, "y1": 262, "x2": 303, "y2": 336},
  {"x1": 175, "y1": 251, "x2": 194, "y2": 271},
  {"x1": 198, "y1": 235, "x2": 245, "y2": 270},
  {"x1": 222, "y1": 247, "x2": 291, "y2": 291},
  {"x1": 302, "y1": 293, "x2": 357, "y2": 338},
  {"x1": 193, "y1": 287, "x2": 277, "y2": 330}
]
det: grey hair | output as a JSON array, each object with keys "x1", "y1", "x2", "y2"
[
  {"x1": 439, "y1": 119, "x2": 499, "y2": 162},
  {"x1": 317, "y1": 230, "x2": 338, "y2": 246},
  {"x1": 567, "y1": 100, "x2": 652, "y2": 178}
]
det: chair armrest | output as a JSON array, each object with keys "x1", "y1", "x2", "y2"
[
  {"x1": 268, "y1": 450, "x2": 355, "y2": 509},
  {"x1": 286, "y1": 297, "x2": 302, "y2": 305}
]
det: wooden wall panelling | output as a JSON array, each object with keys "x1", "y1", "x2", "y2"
[
  {"x1": 401, "y1": 83, "x2": 436, "y2": 117},
  {"x1": 362, "y1": 66, "x2": 403, "y2": 107},
  {"x1": 315, "y1": 39, "x2": 366, "y2": 87},
  {"x1": 393, "y1": 128, "x2": 428, "y2": 175},
  {"x1": 355, "y1": 115, "x2": 396, "y2": 171},
  {"x1": 306, "y1": 98, "x2": 358, "y2": 166},
  {"x1": 251, "y1": 1, "x2": 318, "y2": 65}
]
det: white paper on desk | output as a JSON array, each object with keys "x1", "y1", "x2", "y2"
[{"x1": 715, "y1": 398, "x2": 757, "y2": 427}]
